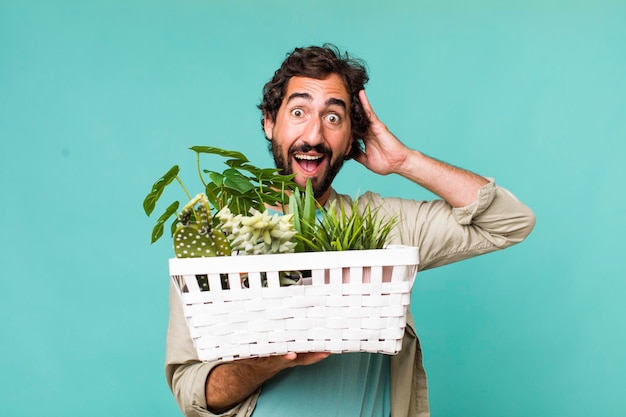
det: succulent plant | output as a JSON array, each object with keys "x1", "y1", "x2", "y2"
[
  {"x1": 308, "y1": 199, "x2": 397, "y2": 251},
  {"x1": 173, "y1": 194, "x2": 232, "y2": 258},
  {"x1": 291, "y1": 179, "x2": 397, "y2": 252},
  {"x1": 287, "y1": 178, "x2": 318, "y2": 253},
  {"x1": 216, "y1": 207, "x2": 297, "y2": 255}
]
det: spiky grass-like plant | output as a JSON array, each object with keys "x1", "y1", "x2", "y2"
[{"x1": 291, "y1": 183, "x2": 397, "y2": 252}]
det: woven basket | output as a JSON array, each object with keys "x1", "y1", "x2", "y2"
[{"x1": 169, "y1": 245, "x2": 419, "y2": 362}]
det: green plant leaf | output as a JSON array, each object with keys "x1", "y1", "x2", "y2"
[
  {"x1": 204, "y1": 183, "x2": 220, "y2": 209},
  {"x1": 302, "y1": 178, "x2": 316, "y2": 237},
  {"x1": 208, "y1": 171, "x2": 225, "y2": 186},
  {"x1": 190, "y1": 146, "x2": 249, "y2": 162},
  {"x1": 170, "y1": 217, "x2": 180, "y2": 238},
  {"x1": 288, "y1": 191, "x2": 303, "y2": 251},
  {"x1": 224, "y1": 159, "x2": 249, "y2": 168},
  {"x1": 255, "y1": 191, "x2": 283, "y2": 206},
  {"x1": 145, "y1": 145, "x2": 307, "y2": 258},
  {"x1": 237, "y1": 164, "x2": 276, "y2": 177},
  {"x1": 223, "y1": 169, "x2": 256, "y2": 194},
  {"x1": 293, "y1": 195, "x2": 397, "y2": 252},
  {"x1": 151, "y1": 201, "x2": 180, "y2": 243},
  {"x1": 143, "y1": 165, "x2": 180, "y2": 216}
]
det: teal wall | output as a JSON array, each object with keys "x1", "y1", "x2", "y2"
[{"x1": 2, "y1": 1, "x2": 624, "y2": 416}]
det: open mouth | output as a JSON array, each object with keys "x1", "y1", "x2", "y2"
[{"x1": 293, "y1": 153, "x2": 326, "y2": 174}]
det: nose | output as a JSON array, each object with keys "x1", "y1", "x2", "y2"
[{"x1": 301, "y1": 118, "x2": 323, "y2": 146}]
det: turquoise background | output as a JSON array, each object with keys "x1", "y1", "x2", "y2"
[{"x1": 2, "y1": 1, "x2": 624, "y2": 416}]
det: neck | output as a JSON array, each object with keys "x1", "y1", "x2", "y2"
[{"x1": 316, "y1": 187, "x2": 331, "y2": 206}]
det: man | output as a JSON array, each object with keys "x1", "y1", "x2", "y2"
[{"x1": 165, "y1": 45, "x2": 535, "y2": 417}]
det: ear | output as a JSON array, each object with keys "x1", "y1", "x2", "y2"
[{"x1": 263, "y1": 115, "x2": 275, "y2": 140}]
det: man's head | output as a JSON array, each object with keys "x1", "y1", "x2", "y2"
[{"x1": 259, "y1": 44, "x2": 370, "y2": 202}]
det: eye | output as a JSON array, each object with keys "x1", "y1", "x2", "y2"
[
  {"x1": 326, "y1": 113, "x2": 341, "y2": 124},
  {"x1": 291, "y1": 108, "x2": 304, "y2": 117}
]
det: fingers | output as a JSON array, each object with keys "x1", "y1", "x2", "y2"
[
  {"x1": 358, "y1": 89, "x2": 377, "y2": 122},
  {"x1": 298, "y1": 352, "x2": 332, "y2": 365},
  {"x1": 281, "y1": 352, "x2": 331, "y2": 367},
  {"x1": 241, "y1": 352, "x2": 327, "y2": 368}
]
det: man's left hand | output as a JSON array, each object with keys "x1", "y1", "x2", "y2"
[{"x1": 354, "y1": 89, "x2": 410, "y2": 176}]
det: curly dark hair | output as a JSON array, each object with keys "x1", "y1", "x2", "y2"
[{"x1": 258, "y1": 44, "x2": 370, "y2": 160}]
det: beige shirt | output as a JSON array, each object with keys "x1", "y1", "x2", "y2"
[{"x1": 165, "y1": 180, "x2": 536, "y2": 417}]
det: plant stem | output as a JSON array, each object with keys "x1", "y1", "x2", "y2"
[
  {"x1": 257, "y1": 178, "x2": 266, "y2": 210},
  {"x1": 175, "y1": 176, "x2": 192, "y2": 201},
  {"x1": 195, "y1": 151, "x2": 208, "y2": 188}
]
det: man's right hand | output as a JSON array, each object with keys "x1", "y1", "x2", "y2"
[{"x1": 206, "y1": 352, "x2": 331, "y2": 413}]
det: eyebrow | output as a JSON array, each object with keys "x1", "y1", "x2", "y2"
[{"x1": 286, "y1": 92, "x2": 347, "y2": 110}]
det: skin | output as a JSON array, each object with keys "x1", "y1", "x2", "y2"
[
  {"x1": 264, "y1": 74, "x2": 354, "y2": 204},
  {"x1": 205, "y1": 74, "x2": 489, "y2": 413},
  {"x1": 354, "y1": 89, "x2": 489, "y2": 208}
]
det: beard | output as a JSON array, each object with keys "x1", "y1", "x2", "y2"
[{"x1": 271, "y1": 141, "x2": 346, "y2": 199}]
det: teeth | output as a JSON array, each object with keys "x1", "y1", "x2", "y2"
[{"x1": 295, "y1": 154, "x2": 322, "y2": 161}]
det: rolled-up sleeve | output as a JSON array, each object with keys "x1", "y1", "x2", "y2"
[
  {"x1": 165, "y1": 282, "x2": 258, "y2": 417},
  {"x1": 356, "y1": 179, "x2": 536, "y2": 271}
]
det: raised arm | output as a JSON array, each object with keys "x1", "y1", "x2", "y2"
[
  {"x1": 351, "y1": 90, "x2": 534, "y2": 270},
  {"x1": 354, "y1": 90, "x2": 489, "y2": 207}
]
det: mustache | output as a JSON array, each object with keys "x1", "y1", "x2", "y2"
[{"x1": 289, "y1": 143, "x2": 332, "y2": 157}]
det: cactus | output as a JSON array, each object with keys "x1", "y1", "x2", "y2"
[{"x1": 173, "y1": 194, "x2": 232, "y2": 258}]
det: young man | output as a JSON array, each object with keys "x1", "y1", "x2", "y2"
[{"x1": 165, "y1": 45, "x2": 535, "y2": 417}]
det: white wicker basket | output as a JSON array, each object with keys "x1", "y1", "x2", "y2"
[{"x1": 169, "y1": 245, "x2": 419, "y2": 362}]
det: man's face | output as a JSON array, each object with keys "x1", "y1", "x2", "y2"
[{"x1": 263, "y1": 74, "x2": 353, "y2": 203}]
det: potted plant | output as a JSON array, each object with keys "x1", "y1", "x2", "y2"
[{"x1": 144, "y1": 146, "x2": 419, "y2": 362}]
